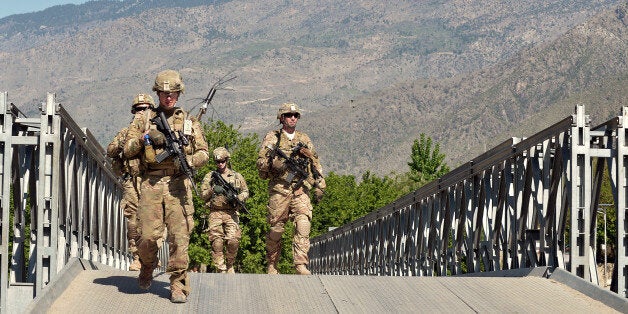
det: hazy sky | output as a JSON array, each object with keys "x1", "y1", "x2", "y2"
[{"x1": 1, "y1": 1, "x2": 90, "y2": 19}]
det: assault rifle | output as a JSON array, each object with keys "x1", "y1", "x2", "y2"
[
  {"x1": 211, "y1": 171, "x2": 249, "y2": 214},
  {"x1": 268, "y1": 143, "x2": 311, "y2": 191},
  {"x1": 151, "y1": 110, "x2": 199, "y2": 195}
]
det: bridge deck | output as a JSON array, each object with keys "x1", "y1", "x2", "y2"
[{"x1": 22, "y1": 260, "x2": 625, "y2": 313}]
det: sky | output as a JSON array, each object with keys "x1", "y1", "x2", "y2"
[{"x1": 1, "y1": 1, "x2": 90, "y2": 19}]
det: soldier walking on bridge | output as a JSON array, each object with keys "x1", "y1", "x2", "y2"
[
  {"x1": 106, "y1": 93, "x2": 154, "y2": 272},
  {"x1": 257, "y1": 103, "x2": 326, "y2": 275},
  {"x1": 200, "y1": 147, "x2": 249, "y2": 274},
  {"x1": 124, "y1": 70, "x2": 209, "y2": 303}
]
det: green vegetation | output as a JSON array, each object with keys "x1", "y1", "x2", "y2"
[
  {"x1": 407, "y1": 133, "x2": 450, "y2": 185},
  {"x1": 188, "y1": 121, "x2": 449, "y2": 273}
]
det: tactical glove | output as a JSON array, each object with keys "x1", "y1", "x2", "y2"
[
  {"x1": 271, "y1": 157, "x2": 285, "y2": 172},
  {"x1": 213, "y1": 185, "x2": 225, "y2": 195},
  {"x1": 313, "y1": 187, "x2": 324, "y2": 204},
  {"x1": 148, "y1": 129, "x2": 166, "y2": 147},
  {"x1": 299, "y1": 147, "x2": 315, "y2": 159},
  {"x1": 237, "y1": 194, "x2": 246, "y2": 203}
]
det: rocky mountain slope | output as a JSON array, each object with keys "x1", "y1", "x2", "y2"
[{"x1": 0, "y1": 0, "x2": 624, "y2": 176}]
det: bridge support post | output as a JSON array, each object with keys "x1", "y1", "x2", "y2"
[
  {"x1": 569, "y1": 104, "x2": 594, "y2": 282},
  {"x1": 0, "y1": 92, "x2": 11, "y2": 313},
  {"x1": 614, "y1": 107, "x2": 628, "y2": 297}
]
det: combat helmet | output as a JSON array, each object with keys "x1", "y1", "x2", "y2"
[
  {"x1": 131, "y1": 93, "x2": 155, "y2": 114},
  {"x1": 152, "y1": 70, "x2": 185, "y2": 93},
  {"x1": 276, "y1": 102, "x2": 301, "y2": 119},
  {"x1": 213, "y1": 147, "x2": 231, "y2": 161}
]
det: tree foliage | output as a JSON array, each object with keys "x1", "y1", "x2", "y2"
[{"x1": 407, "y1": 133, "x2": 449, "y2": 185}]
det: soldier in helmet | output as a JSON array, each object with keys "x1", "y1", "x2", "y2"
[
  {"x1": 106, "y1": 93, "x2": 154, "y2": 271},
  {"x1": 256, "y1": 103, "x2": 326, "y2": 275},
  {"x1": 200, "y1": 147, "x2": 249, "y2": 274},
  {"x1": 123, "y1": 70, "x2": 209, "y2": 303}
]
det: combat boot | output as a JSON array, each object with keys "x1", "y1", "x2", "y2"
[
  {"x1": 170, "y1": 272, "x2": 190, "y2": 303},
  {"x1": 170, "y1": 289, "x2": 187, "y2": 303},
  {"x1": 138, "y1": 263, "x2": 155, "y2": 290},
  {"x1": 129, "y1": 254, "x2": 141, "y2": 271},
  {"x1": 295, "y1": 264, "x2": 311, "y2": 275},
  {"x1": 227, "y1": 266, "x2": 235, "y2": 274},
  {"x1": 216, "y1": 263, "x2": 227, "y2": 273},
  {"x1": 138, "y1": 259, "x2": 159, "y2": 290},
  {"x1": 267, "y1": 264, "x2": 279, "y2": 275}
]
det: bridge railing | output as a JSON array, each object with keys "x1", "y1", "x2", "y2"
[
  {"x1": 310, "y1": 105, "x2": 627, "y2": 298},
  {"x1": 0, "y1": 93, "x2": 166, "y2": 312}
]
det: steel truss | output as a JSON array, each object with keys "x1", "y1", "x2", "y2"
[
  {"x1": 0, "y1": 93, "x2": 127, "y2": 312},
  {"x1": 310, "y1": 105, "x2": 627, "y2": 298}
]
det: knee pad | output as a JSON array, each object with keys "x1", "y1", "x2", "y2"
[
  {"x1": 211, "y1": 239, "x2": 224, "y2": 253},
  {"x1": 294, "y1": 215, "x2": 311, "y2": 237},
  {"x1": 226, "y1": 239, "x2": 239, "y2": 252},
  {"x1": 268, "y1": 228, "x2": 283, "y2": 242}
]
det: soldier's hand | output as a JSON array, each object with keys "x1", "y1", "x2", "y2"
[
  {"x1": 313, "y1": 187, "x2": 324, "y2": 204},
  {"x1": 299, "y1": 147, "x2": 314, "y2": 159},
  {"x1": 213, "y1": 185, "x2": 225, "y2": 195},
  {"x1": 148, "y1": 129, "x2": 166, "y2": 146},
  {"x1": 271, "y1": 157, "x2": 285, "y2": 172}
]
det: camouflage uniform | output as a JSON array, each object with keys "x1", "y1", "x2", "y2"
[
  {"x1": 200, "y1": 148, "x2": 249, "y2": 274},
  {"x1": 124, "y1": 70, "x2": 209, "y2": 303},
  {"x1": 257, "y1": 103, "x2": 326, "y2": 275},
  {"x1": 106, "y1": 94, "x2": 154, "y2": 271}
]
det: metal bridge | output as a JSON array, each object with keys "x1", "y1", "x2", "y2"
[{"x1": 1, "y1": 92, "x2": 627, "y2": 313}]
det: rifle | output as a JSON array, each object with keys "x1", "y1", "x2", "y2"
[
  {"x1": 151, "y1": 110, "x2": 199, "y2": 195},
  {"x1": 211, "y1": 171, "x2": 249, "y2": 214},
  {"x1": 268, "y1": 143, "x2": 311, "y2": 191}
]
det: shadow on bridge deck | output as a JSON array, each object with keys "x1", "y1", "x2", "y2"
[{"x1": 20, "y1": 259, "x2": 627, "y2": 313}]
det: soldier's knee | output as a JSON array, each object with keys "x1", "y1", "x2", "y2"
[
  {"x1": 226, "y1": 239, "x2": 239, "y2": 251},
  {"x1": 211, "y1": 239, "x2": 224, "y2": 252},
  {"x1": 268, "y1": 228, "x2": 283, "y2": 242},
  {"x1": 294, "y1": 215, "x2": 311, "y2": 236}
]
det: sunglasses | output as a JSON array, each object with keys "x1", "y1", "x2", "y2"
[
  {"x1": 159, "y1": 92, "x2": 179, "y2": 98},
  {"x1": 283, "y1": 113, "x2": 300, "y2": 118},
  {"x1": 215, "y1": 159, "x2": 227, "y2": 164},
  {"x1": 131, "y1": 106, "x2": 150, "y2": 113}
]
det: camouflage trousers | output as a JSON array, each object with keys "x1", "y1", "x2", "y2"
[
  {"x1": 207, "y1": 208, "x2": 241, "y2": 271},
  {"x1": 136, "y1": 174, "x2": 194, "y2": 294},
  {"x1": 121, "y1": 178, "x2": 140, "y2": 254},
  {"x1": 266, "y1": 190, "x2": 313, "y2": 266}
]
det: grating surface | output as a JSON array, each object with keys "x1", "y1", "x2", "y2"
[{"x1": 44, "y1": 270, "x2": 622, "y2": 314}]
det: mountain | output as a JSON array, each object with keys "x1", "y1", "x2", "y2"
[
  {"x1": 309, "y1": 2, "x2": 628, "y2": 174},
  {"x1": 0, "y1": 0, "x2": 625, "y2": 176}
]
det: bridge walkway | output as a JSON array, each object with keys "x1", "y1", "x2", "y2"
[{"x1": 22, "y1": 259, "x2": 625, "y2": 313}]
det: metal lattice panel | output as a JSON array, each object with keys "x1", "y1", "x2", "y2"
[{"x1": 311, "y1": 105, "x2": 628, "y2": 298}]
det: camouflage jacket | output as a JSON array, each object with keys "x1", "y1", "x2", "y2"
[
  {"x1": 123, "y1": 107, "x2": 209, "y2": 173},
  {"x1": 257, "y1": 129, "x2": 325, "y2": 194},
  {"x1": 200, "y1": 168, "x2": 249, "y2": 211},
  {"x1": 107, "y1": 126, "x2": 142, "y2": 177}
]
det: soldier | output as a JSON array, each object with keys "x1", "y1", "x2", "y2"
[
  {"x1": 200, "y1": 147, "x2": 249, "y2": 274},
  {"x1": 123, "y1": 70, "x2": 209, "y2": 303},
  {"x1": 256, "y1": 103, "x2": 326, "y2": 275},
  {"x1": 106, "y1": 93, "x2": 154, "y2": 271}
]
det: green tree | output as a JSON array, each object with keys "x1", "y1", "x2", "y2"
[
  {"x1": 311, "y1": 171, "x2": 406, "y2": 237},
  {"x1": 407, "y1": 133, "x2": 449, "y2": 186},
  {"x1": 311, "y1": 172, "x2": 359, "y2": 236}
]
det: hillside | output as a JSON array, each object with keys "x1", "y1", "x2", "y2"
[
  {"x1": 310, "y1": 2, "x2": 628, "y2": 174},
  {"x1": 0, "y1": 0, "x2": 624, "y2": 176}
]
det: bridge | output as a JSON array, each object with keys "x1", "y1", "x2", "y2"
[{"x1": 1, "y1": 92, "x2": 627, "y2": 313}]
